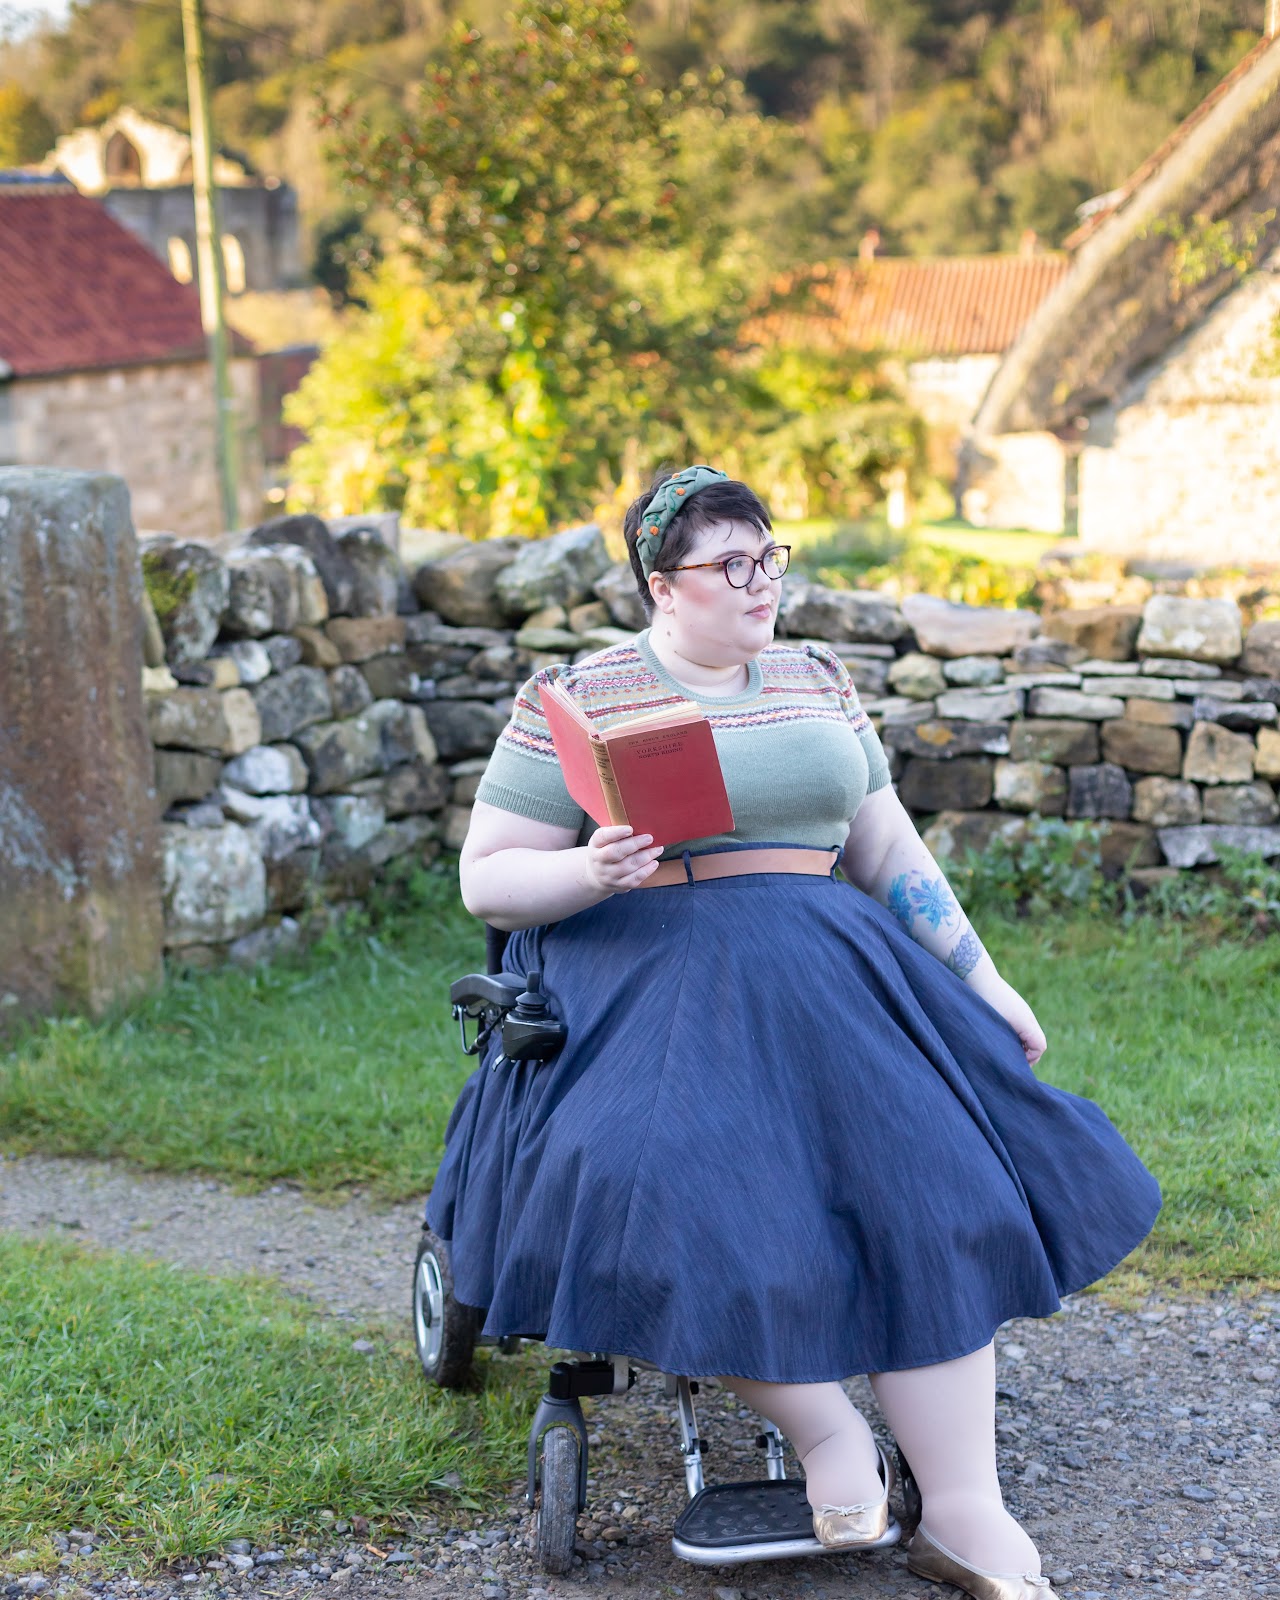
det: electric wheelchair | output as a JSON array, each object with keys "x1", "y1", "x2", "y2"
[{"x1": 412, "y1": 925, "x2": 921, "y2": 1576}]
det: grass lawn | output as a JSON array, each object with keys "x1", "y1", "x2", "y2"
[
  {"x1": 0, "y1": 1233, "x2": 531, "y2": 1561},
  {"x1": 2, "y1": 868, "x2": 1277, "y2": 1290},
  {"x1": 777, "y1": 515, "x2": 1063, "y2": 573},
  {"x1": 0, "y1": 870, "x2": 483, "y2": 1202}
]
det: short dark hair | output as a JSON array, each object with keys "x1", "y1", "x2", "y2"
[{"x1": 623, "y1": 472, "x2": 773, "y2": 619}]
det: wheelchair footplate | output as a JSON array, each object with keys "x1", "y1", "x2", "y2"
[{"x1": 671, "y1": 1478, "x2": 900, "y2": 1566}]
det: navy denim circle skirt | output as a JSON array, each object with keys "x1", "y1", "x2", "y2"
[{"x1": 426, "y1": 859, "x2": 1160, "y2": 1382}]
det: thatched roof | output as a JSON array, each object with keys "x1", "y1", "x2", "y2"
[{"x1": 972, "y1": 32, "x2": 1280, "y2": 438}]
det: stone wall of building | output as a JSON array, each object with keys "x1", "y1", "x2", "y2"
[
  {"x1": 143, "y1": 515, "x2": 1280, "y2": 967},
  {"x1": 2, "y1": 358, "x2": 263, "y2": 538},
  {"x1": 1077, "y1": 261, "x2": 1280, "y2": 562},
  {"x1": 971, "y1": 253, "x2": 1280, "y2": 553},
  {"x1": 104, "y1": 183, "x2": 304, "y2": 295},
  {"x1": 959, "y1": 429, "x2": 1068, "y2": 534}
]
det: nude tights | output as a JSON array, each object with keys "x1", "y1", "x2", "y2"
[{"x1": 724, "y1": 1344, "x2": 1041, "y2": 1575}]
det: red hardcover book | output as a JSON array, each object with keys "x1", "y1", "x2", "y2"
[{"x1": 539, "y1": 678, "x2": 734, "y2": 846}]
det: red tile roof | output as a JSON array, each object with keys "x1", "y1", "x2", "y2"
[
  {"x1": 0, "y1": 183, "x2": 220, "y2": 378},
  {"x1": 758, "y1": 254, "x2": 1072, "y2": 357}
]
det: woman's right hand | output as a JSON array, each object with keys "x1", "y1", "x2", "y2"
[{"x1": 583, "y1": 825, "x2": 664, "y2": 894}]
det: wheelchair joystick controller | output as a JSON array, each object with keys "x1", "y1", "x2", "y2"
[{"x1": 499, "y1": 970, "x2": 567, "y2": 1063}]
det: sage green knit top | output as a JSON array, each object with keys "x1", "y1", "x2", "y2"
[{"x1": 475, "y1": 631, "x2": 891, "y2": 860}]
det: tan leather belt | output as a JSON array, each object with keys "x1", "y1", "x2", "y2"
[{"x1": 638, "y1": 847, "x2": 839, "y2": 889}]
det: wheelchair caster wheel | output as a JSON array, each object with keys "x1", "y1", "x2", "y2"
[
  {"x1": 534, "y1": 1426, "x2": 580, "y2": 1576},
  {"x1": 897, "y1": 1447, "x2": 922, "y2": 1535},
  {"x1": 412, "y1": 1226, "x2": 478, "y2": 1389}
]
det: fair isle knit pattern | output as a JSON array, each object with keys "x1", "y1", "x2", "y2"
[
  {"x1": 476, "y1": 631, "x2": 891, "y2": 852},
  {"x1": 504, "y1": 640, "x2": 882, "y2": 750}
]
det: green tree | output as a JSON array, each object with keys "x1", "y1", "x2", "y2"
[
  {"x1": 0, "y1": 84, "x2": 55, "y2": 166},
  {"x1": 303, "y1": 1, "x2": 763, "y2": 533}
]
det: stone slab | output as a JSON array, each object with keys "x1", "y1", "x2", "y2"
[
  {"x1": 935, "y1": 685, "x2": 1024, "y2": 722},
  {"x1": 1076, "y1": 659, "x2": 1141, "y2": 677},
  {"x1": 1136, "y1": 595, "x2": 1243, "y2": 663},
  {"x1": 882, "y1": 720, "x2": 1011, "y2": 761},
  {"x1": 1042, "y1": 605, "x2": 1141, "y2": 661},
  {"x1": 1140, "y1": 657, "x2": 1220, "y2": 679},
  {"x1": 152, "y1": 749, "x2": 223, "y2": 813},
  {"x1": 1026, "y1": 688, "x2": 1125, "y2": 720},
  {"x1": 1001, "y1": 671, "x2": 1082, "y2": 688},
  {"x1": 1067, "y1": 763, "x2": 1133, "y2": 820},
  {"x1": 941, "y1": 655, "x2": 1004, "y2": 687},
  {"x1": 413, "y1": 538, "x2": 523, "y2": 628},
  {"x1": 160, "y1": 821, "x2": 266, "y2": 947},
  {"x1": 1156, "y1": 824, "x2": 1280, "y2": 868},
  {"x1": 1100, "y1": 720, "x2": 1183, "y2": 777},
  {"x1": 993, "y1": 760, "x2": 1067, "y2": 815},
  {"x1": 1200, "y1": 782, "x2": 1280, "y2": 826},
  {"x1": 1132, "y1": 777, "x2": 1202, "y2": 827},
  {"x1": 252, "y1": 666, "x2": 333, "y2": 744},
  {"x1": 919, "y1": 809, "x2": 1029, "y2": 863},
  {"x1": 1241, "y1": 619, "x2": 1280, "y2": 679},
  {"x1": 900, "y1": 594, "x2": 1038, "y2": 658},
  {"x1": 898, "y1": 755, "x2": 994, "y2": 812},
  {"x1": 0, "y1": 469, "x2": 163, "y2": 1019},
  {"x1": 1124, "y1": 697, "x2": 1194, "y2": 731},
  {"x1": 1191, "y1": 697, "x2": 1278, "y2": 731},
  {"x1": 1082, "y1": 675, "x2": 1172, "y2": 700},
  {"x1": 495, "y1": 523, "x2": 612, "y2": 618},
  {"x1": 1173, "y1": 677, "x2": 1243, "y2": 700},
  {"x1": 325, "y1": 615, "x2": 406, "y2": 663},
  {"x1": 780, "y1": 583, "x2": 908, "y2": 644},
  {"x1": 1183, "y1": 722, "x2": 1255, "y2": 785},
  {"x1": 1256, "y1": 727, "x2": 1280, "y2": 781},
  {"x1": 1009, "y1": 719, "x2": 1099, "y2": 766}
]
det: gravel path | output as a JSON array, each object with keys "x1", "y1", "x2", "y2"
[{"x1": 2, "y1": 1153, "x2": 1278, "y2": 1600}]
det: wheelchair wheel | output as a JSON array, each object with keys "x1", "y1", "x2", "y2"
[
  {"x1": 897, "y1": 1447, "x2": 922, "y2": 1535},
  {"x1": 412, "y1": 1227, "x2": 478, "y2": 1389},
  {"x1": 534, "y1": 1426, "x2": 580, "y2": 1576}
]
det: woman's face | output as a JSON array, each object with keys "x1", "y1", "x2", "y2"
[{"x1": 648, "y1": 518, "x2": 782, "y2": 666}]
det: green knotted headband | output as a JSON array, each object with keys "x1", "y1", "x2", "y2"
[{"x1": 634, "y1": 465, "x2": 729, "y2": 578}]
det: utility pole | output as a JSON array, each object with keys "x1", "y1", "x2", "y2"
[{"x1": 181, "y1": 0, "x2": 239, "y2": 531}]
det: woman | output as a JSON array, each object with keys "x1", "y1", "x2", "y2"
[{"x1": 428, "y1": 466, "x2": 1160, "y2": 1600}]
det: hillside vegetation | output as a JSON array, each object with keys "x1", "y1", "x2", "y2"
[{"x1": 0, "y1": 0, "x2": 1265, "y2": 271}]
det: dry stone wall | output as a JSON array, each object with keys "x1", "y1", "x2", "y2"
[{"x1": 143, "y1": 515, "x2": 1280, "y2": 966}]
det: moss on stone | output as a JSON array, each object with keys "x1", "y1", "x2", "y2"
[{"x1": 141, "y1": 551, "x2": 197, "y2": 629}]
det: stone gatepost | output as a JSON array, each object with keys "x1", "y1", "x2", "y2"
[{"x1": 0, "y1": 469, "x2": 163, "y2": 1023}]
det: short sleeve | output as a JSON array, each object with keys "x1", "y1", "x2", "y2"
[
  {"x1": 804, "y1": 644, "x2": 892, "y2": 794},
  {"x1": 474, "y1": 669, "x2": 588, "y2": 830}
]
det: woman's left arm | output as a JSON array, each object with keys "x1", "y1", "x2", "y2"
[{"x1": 841, "y1": 785, "x2": 1047, "y2": 1065}]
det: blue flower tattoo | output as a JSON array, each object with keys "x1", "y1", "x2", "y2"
[
  {"x1": 945, "y1": 928, "x2": 986, "y2": 979},
  {"x1": 909, "y1": 876, "x2": 959, "y2": 931},
  {"x1": 887, "y1": 874, "x2": 913, "y2": 930}
]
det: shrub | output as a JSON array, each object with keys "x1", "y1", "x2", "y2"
[{"x1": 940, "y1": 817, "x2": 1108, "y2": 919}]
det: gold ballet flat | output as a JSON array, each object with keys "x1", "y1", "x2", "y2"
[
  {"x1": 811, "y1": 1444, "x2": 895, "y2": 1549},
  {"x1": 906, "y1": 1527, "x2": 1060, "y2": 1599}
]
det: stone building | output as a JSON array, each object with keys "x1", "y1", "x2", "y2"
[
  {"x1": 0, "y1": 174, "x2": 263, "y2": 537},
  {"x1": 963, "y1": 28, "x2": 1280, "y2": 559},
  {"x1": 44, "y1": 106, "x2": 303, "y2": 295},
  {"x1": 760, "y1": 240, "x2": 1070, "y2": 481},
  {"x1": 775, "y1": 243, "x2": 1069, "y2": 429}
]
